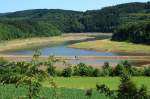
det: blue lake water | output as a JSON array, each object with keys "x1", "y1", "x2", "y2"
[
  {"x1": 3, "y1": 34, "x2": 120, "y2": 56},
  {"x1": 5, "y1": 45, "x2": 119, "y2": 56}
]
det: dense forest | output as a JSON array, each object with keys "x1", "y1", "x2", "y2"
[
  {"x1": 0, "y1": 2, "x2": 150, "y2": 43},
  {"x1": 112, "y1": 21, "x2": 150, "y2": 44}
]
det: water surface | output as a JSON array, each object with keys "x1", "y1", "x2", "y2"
[
  {"x1": 2, "y1": 34, "x2": 149, "y2": 66},
  {"x1": 5, "y1": 45, "x2": 118, "y2": 56}
]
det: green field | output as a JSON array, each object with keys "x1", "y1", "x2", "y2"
[
  {"x1": 0, "y1": 77, "x2": 150, "y2": 99},
  {"x1": 0, "y1": 85, "x2": 108, "y2": 99},
  {"x1": 49, "y1": 77, "x2": 150, "y2": 91},
  {"x1": 70, "y1": 39, "x2": 150, "y2": 54}
]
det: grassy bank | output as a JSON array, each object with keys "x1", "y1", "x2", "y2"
[
  {"x1": 70, "y1": 39, "x2": 150, "y2": 54},
  {"x1": 0, "y1": 34, "x2": 95, "y2": 52}
]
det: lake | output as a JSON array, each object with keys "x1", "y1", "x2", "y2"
[
  {"x1": 3, "y1": 34, "x2": 117, "y2": 56},
  {"x1": 5, "y1": 45, "x2": 119, "y2": 56},
  {"x1": 1, "y1": 34, "x2": 149, "y2": 66}
]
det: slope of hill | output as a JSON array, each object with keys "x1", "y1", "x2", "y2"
[{"x1": 0, "y1": 2, "x2": 150, "y2": 41}]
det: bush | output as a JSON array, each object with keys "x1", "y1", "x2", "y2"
[
  {"x1": 56, "y1": 70, "x2": 62, "y2": 76},
  {"x1": 112, "y1": 64, "x2": 125, "y2": 76},
  {"x1": 46, "y1": 62, "x2": 56, "y2": 76},
  {"x1": 92, "y1": 68, "x2": 100, "y2": 77},
  {"x1": 100, "y1": 69, "x2": 111, "y2": 76},
  {"x1": 73, "y1": 63, "x2": 94, "y2": 76},
  {"x1": 62, "y1": 67, "x2": 72, "y2": 77},
  {"x1": 101, "y1": 62, "x2": 113, "y2": 76},
  {"x1": 0, "y1": 57, "x2": 8, "y2": 66},
  {"x1": 118, "y1": 74, "x2": 138, "y2": 99},
  {"x1": 131, "y1": 67, "x2": 144, "y2": 76},
  {"x1": 103, "y1": 62, "x2": 110, "y2": 69},
  {"x1": 144, "y1": 67, "x2": 150, "y2": 76},
  {"x1": 85, "y1": 89, "x2": 93, "y2": 98},
  {"x1": 112, "y1": 61, "x2": 144, "y2": 76}
]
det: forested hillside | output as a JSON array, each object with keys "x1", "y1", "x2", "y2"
[
  {"x1": 0, "y1": 2, "x2": 150, "y2": 41},
  {"x1": 112, "y1": 21, "x2": 150, "y2": 44},
  {"x1": 112, "y1": 2, "x2": 150, "y2": 44}
]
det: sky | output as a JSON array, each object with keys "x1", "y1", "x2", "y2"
[{"x1": 0, "y1": 0, "x2": 149, "y2": 13}]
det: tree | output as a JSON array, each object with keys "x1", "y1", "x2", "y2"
[
  {"x1": 16, "y1": 50, "x2": 50, "y2": 99},
  {"x1": 73, "y1": 63, "x2": 94, "y2": 76},
  {"x1": 62, "y1": 66, "x2": 72, "y2": 77},
  {"x1": 0, "y1": 50, "x2": 56, "y2": 99},
  {"x1": 144, "y1": 67, "x2": 150, "y2": 76},
  {"x1": 46, "y1": 56, "x2": 57, "y2": 76},
  {"x1": 97, "y1": 73, "x2": 150, "y2": 99},
  {"x1": 113, "y1": 64, "x2": 126, "y2": 76}
]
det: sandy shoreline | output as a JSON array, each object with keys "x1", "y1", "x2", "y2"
[
  {"x1": 0, "y1": 33, "x2": 108, "y2": 52},
  {"x1": 1, "y1": 55, "x2": 150, "y2": 62},
  {"x1": 0, "y1": 55, "x2": 149, "y2": 69}
]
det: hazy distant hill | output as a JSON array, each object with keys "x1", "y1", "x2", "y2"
[{"x1": 0, "y1": 2, "x2": 150, "y2": 40}]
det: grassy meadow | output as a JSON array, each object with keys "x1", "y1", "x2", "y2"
[
  {"x1": 0, "y1": 84, "x2": 108, "y2": 99},
  {"x1": 0, "y1": 77, "x2": 150, "y2": 99},
  {"x1": 52, "y1": 77, "x2": 150, "y2": 91},
  {"x1": 70, "y1": 39, "x2": 150, "y2": 54}
]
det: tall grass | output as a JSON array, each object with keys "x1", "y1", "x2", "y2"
[{"x1": 0, "y1": 84, "x2": 108, "y2": 99}]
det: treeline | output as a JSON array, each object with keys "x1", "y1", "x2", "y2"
[
  {"x1": 0, "y1": 20, "x2": 61, "y2": 40},
  {"x1": 55, "y1": 62, "x2": 150, "y2": 77},
  {"x1": 0, "y1": 2, "x2": 150, "y2": 40},
  {"x1": 1, "y1": 57, "x2": 150, "y2": 78},
  {"x1": 112, "y1": 21, "x2": 150, "y2": 44}
]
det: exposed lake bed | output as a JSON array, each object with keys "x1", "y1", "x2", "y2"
[{"x1": 0, "y1": 33, "x2": 150, "y2": 66}]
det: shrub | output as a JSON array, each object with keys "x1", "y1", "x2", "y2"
[
  {"x1": 137, "y1": 85, "x2": 150, "y2": 99},
  {"x1": 144, "y1": 67, "x2": 150, "y2": 76},
  {"x1": 56, "y1": 70, "x2": 62, "y2": 76},
  {"x1": 0, "y1": 62, "x2": 24, "y2": 84},
  {"x1": 87, "y1": 66, "x2": 95, "y2": 76},
  {"x1": 131, "y1": 67, "x2": 144, "y2": 76},
  {"x1": 112, "y1": 64, "x2": 125, "y2": 76},
  {"x1": 73, "y1": 63, "x2": 94, "y2": 76},
  {"x1": 101, "y1": 69, "x2": 111, "y2": 76},
  {"x1": 76, "y1": 63, "x2": 90, "y2": 76},
  {"x1": 0, "y1": 57, "x2": 8, "y2": 66},
  {"x1": 46, "y1": 61, "x2": 56, "y2": 76},
  {"x1": 121, "y1": 61, "x2": 137, "y2": 76},
  {"x1": 96, "y1": 84, "x2": 115, "y2": 98},
  {"x1": 62, "y1": 66, "x2": 72, "y2": 77},
  {"x1": 121, "y1": 61, "x2": 132, "y2": 69},
  {"x1": 103, "y1": 62, "x2": 110, "y2": 69},
  {"x1": 92, "y1": 68, "x2": 100, "y2": 77},
  {"x1": 47, "y1": 64, "x2": 56, "y2": 76},
  {"x1": 118, "y1": 74, "x2": 138, "y2": 99},
  {"x1": 113, "y1": 61, "x2": 144, "y2": 76},
  {"x1": 101, "y1": 62, "x2": 113, "y2": 76},
  {"x1": 85, "y1": 89, "x2": 93, "y2": 98}
]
